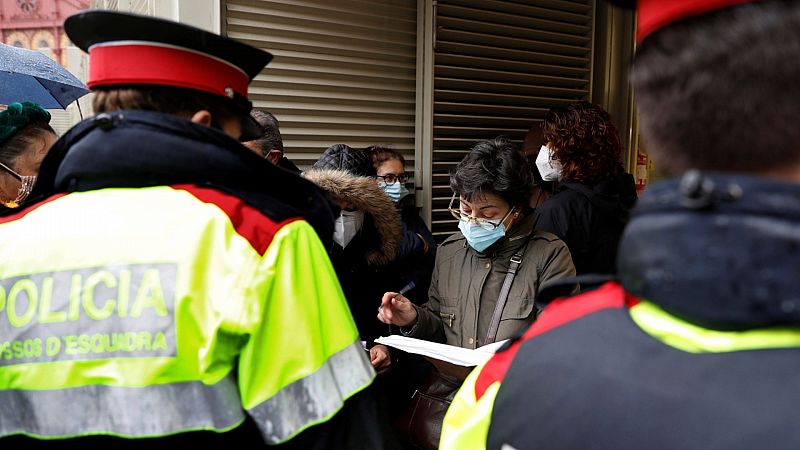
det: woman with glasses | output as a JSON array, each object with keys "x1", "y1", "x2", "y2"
[
  {"x1": 0, "y1": 102, "x2": 57, "y2": 209},
  {"x1": 377, "y1": 137, "x2": 575, "y2": 449},
  {"x1": 378, "y1": 137, "x2": 575, "y2": 347},
  {"x1": 368, "y1": 145, "x2": 437, "y2": 299}
]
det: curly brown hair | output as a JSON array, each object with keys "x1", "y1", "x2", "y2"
[{"x1": 541, "y1": 101, "x2": 623, "y2": 184}]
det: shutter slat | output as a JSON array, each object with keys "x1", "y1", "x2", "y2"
[
  {"x1": 445, "y1": 0, "x2": 592, "y2": 16},
  {"x1": 436, "y1": 41, "x2": 589, "y2": 67},
  {"x1": 227, "y1": 0, "x2": 417, "y2": 172},
  {"x1": 438, "y1": 5, "x2": 591, "y2": 35},
  {"x1": 437, "y1": 65, "x2": 588, "y2": 88},
  {"x1": 434, "y1": 89, "x2": 582, "y2": 107},
  {"x1": 436, "y1": 77, "x2": 588, "y2": 98},
  {"x1": 438, "y1": 28, "x2": 590, "y2": 57},
  {"x1": 227, "y1": 0, "x2": 416, "y2": 23},
  {"x1": 437, "y1": 54, "x2": 588, "y2": 78}
]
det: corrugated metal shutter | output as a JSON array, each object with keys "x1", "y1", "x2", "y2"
[
  {"x1": 430, "y1": 0, "x2": 595, "y2": 238},
  {"x1": 225, "y1": 0, "x2": 417, "y2": 171},
  {"x1": 91, "y1": 0, "x2": 158, "y2": 15}
]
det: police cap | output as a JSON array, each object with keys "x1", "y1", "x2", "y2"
[
  {"x1": 64, "y1": 10, "x2": 272, "y2": 140},
  {"x1": 606, "y1": 0, "x2": 761, "y2": 42}
]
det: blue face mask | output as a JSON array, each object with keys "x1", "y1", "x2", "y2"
[
  {"x1": 379, "y1": 181, "x2": 410, "y2": 202},
  {"x1": 458, "y1": 219, "x2": 506, "y2": 252}
]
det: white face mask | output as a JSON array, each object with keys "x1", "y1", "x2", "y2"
[
  {"x1": 333, "y1": 210, "x2": 364, "y2": 248},
  {"x1": 535, "y1": 145, "x2": 562, "y2": 182}
]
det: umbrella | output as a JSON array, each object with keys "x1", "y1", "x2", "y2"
[{"x1": 0, "y1": 42, "x2": 89, "y2": 109}]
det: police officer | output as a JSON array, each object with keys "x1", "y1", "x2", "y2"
[
  {"x1": 441, "y1": 1, "x2": 800, "y2": 449},
  {"x1": 0, "y1": 10, "x2": 395, "y2": 449}
]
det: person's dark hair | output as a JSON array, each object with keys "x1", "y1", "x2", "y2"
[
  {"x1": 542, "y1": 101, "x2": 624, "y2": 184},
  {"x1": 92, "y1": 85, "x2": 240, "y2": 125},
  {"x1": 632, "y1": 0, "x2": 800, "y2": 176},
  {"x1": 249, "y1": 110, "x2": 284, "y2": 155},
  {"x1": 367, "y1": 145, "x2": 405, "y2": 170},
  {"x1": 0, "y1": 122, "x2": 56, "y2": 168},
  {"x1": 450, "y1": 137, "x2": 532, "y2": 207}
]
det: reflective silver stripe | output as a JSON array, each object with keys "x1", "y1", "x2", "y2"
[
  {"x1": 0, "y1": 375, "x2": 244, "y2": 438},
  {"x1": 248, "y1": 341, "x2": 375, "y2": 444}
]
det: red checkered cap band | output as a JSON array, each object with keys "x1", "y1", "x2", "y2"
[
  {"x1": 638, "y1": 0, "x2": 757, "y2": 42},
  {"x1": 87, "y1": 41, "x2": 250, "y2": 99}
]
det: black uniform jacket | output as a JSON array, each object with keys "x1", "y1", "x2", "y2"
[
  {"x1": 1, "y1": 110, "x2": 399, "y2": 450},
  {"x1": 481, "y1": 173, "x2": 800, "y2": 450},
  {"x1": 533, "y1": 172, "x2": 636, "y2": 275}
]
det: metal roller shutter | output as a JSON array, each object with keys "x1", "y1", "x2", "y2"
[
  {"x1": 430, "y1": 0, "x2": 595, "y2": 238},
  {"x1": 225, "y1": 0, "x2": 417, "y2": 171}
]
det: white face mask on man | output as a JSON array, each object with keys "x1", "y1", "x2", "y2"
[
  {"x1": 535, "y1": 145, "x2": 563, "y2": 182},
  {"x1": 333, "y1": 210, "x2": 365, "y2": 248}
]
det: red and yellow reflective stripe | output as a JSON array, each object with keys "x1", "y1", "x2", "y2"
[
  {"x1": 630, "y1": 300, "x2": 800, "y2": 353},
  {"x1": 440, "y1": 364, "x2": 498, "y2": 450}
]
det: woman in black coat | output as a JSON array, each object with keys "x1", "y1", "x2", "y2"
[{"x1": 533, "y1": 102, "x2": 637, "y2": 275}]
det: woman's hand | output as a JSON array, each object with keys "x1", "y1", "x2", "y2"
[
  {"x1": 370, "y1": 344, "x2": 392, "y2": 374},
  {"x1": 377, "y1": 292, "x2": 418, "y2": 327}
]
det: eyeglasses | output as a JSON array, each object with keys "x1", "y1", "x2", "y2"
[
  {"x1": 0, "y1": 161, "x2": 35, "y2": 208},
  {"x1": 376, "y1": 174, "x2": 410, "y2": 184},
  {"x1": 0, "y1": 161, "x2": 21, "y2": 181},
  {"x1": 447, "y1": 193, "x2": 513, "y2": 231}
]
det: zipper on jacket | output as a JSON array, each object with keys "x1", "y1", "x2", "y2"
[{"x1": 440, "y1": 312, "x2": 455, "y2": 327}]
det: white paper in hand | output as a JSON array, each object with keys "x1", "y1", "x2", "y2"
[{"x1": 374, "y1": 335, "x2": 508, "y2": 367}]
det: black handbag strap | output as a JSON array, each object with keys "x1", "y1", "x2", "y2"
[{"x1": 484, "y1": 232, "x2": 534, "y2": 344}]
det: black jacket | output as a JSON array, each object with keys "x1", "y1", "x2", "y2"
[
  {"x1": 389, "y1": 198, "x2": 437, "y2": 302},
  {"x1": 303, "y1": 169, "x2": 404, "y2": 343},
  {"x1": 1, "y1": 111, "x2": 398, "y2": 450},
  {"x1": 533, "y1": 172, "x2": 636, "y2": 275},
  {"x1": 483, "y1": 173, "x2": 800, "y2": 450},
  {"x1": 21, "y1": 111, "x2": 337, "y2": 249}
]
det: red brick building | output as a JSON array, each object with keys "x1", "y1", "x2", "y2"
[{"x1": 0, "y1": 0, "x2": 90, "y2": 64}]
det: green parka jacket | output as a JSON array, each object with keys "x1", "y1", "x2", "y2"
[{"x1": 405, "y1": 213, "x2": 576, "y2": 349}]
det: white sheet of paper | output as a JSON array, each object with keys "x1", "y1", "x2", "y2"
[{"x1": 374, "y1": 335, "x2": 508, "y2": 367}]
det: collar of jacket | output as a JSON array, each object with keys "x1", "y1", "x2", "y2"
[
  {"x1": 303, "y1": 168, "x2": 401, "y2": 266},
  {"x1": 38, "y1": 110, "x2": 273, "y2": 191},
  {"x1": 24, "y1": 110, "x2": 337, "y2": 248},
  {"x1": 618, "y1": 171, "x2": 800, "y2": 330}
]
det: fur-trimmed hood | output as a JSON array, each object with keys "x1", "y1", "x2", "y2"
[{"x1": 304, "y1": 169, "x2": 401, "y2": 266}]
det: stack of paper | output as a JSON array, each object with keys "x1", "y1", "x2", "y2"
[{"x1": 374, "y1": 335, "x2": 508, "y2": 367}]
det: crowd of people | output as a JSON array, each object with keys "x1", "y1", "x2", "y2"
[{"x1": 1, "y1": 0, "x2": 796, "y2": 448}]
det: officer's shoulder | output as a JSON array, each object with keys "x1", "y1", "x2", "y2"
[
  {"x1": 518, "y1": 281, "x2": 627, "y2": 344},
  {"x1": 473, "y1": 281, "x2": 628, "y2": 399}
]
